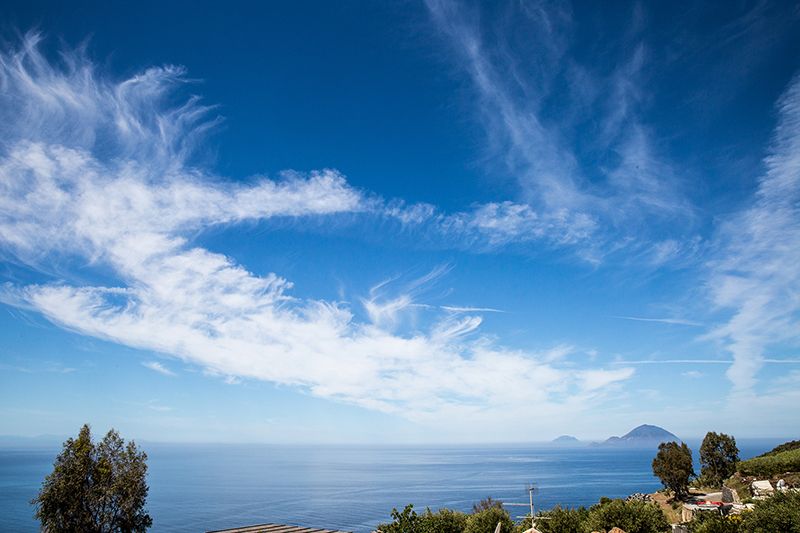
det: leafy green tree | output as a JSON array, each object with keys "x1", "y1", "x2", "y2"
[
  {"x1": 378, "y1": 504, "x2": 420, "y2": 533},
  {"x1": 418, "y1": 508, "x2": 467, "y2": 533},
  {"x1": 652, "y1": 441, "x2": 695, "y2": 499},
  {"x1": 521, "y1": 506, "x2": 588, "y2": 533},
  {"x1": 464, "y1": 506, "x2": 514, "y2": 533},
  {"x1": 740, "y1": 491, "x2": 800, "y2": 532},
  {"x1": 378, "y1": 505, "x2": 468, "y2": 533},
  {"x1": 585, "y1": 498, "x2": 669, "y2": 533},
  {"x1": 32, "y1": 424, "x2": 152, "y2": 532},
  {"x1": 699, "y1": 432, "x2": 739, "y2": 487},
  {"x1": 472, "y1": 497, "x2": 504, "y2": 513}
]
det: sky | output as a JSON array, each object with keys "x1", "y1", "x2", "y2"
[{"x1": 0, "y1": 0, "x2": 799, "y2": 444}]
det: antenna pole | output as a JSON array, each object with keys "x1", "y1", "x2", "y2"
[{"x1": 528, "y1": 485, "x2": 534, "y2": 531}]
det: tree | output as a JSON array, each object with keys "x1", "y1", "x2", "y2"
[
  {"x1": 585, "y1": 498, "x2": 669, "y2": 533},
  {"x1": 472, "y1": 497, "x2": 504, "y2": 513},
  {"x1": 523, "y1": 505, "x2": 588, "y2": 533},
  {"x1": 699, "y1": 432, "x2": 739, "y2": 487},
  {"x1": 32, "y1": 424, "x2": 152, "y2": 532},
  {"x1": 652, "y1": 441, "x2": 695, "y2": 500},
  {"x1": 418, "y1": 508, "x2": 467, "y2": 533},
  {"x1": 377, "y1": 505, "x2": 468, "y2": 533},
  {"x1": 464, "y1": 506, "x2": 514, "y2": 533}
]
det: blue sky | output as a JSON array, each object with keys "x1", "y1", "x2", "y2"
[{"x1": 1, "y1": 0, "x2": 799, "y2": 443}]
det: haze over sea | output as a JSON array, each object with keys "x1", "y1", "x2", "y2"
[{"x1": 0, "y1": 439, "x2": 782, "y2": 532}]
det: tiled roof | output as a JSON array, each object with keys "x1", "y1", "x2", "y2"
[{"x1": 207, "y1": 523, "x2": 351, "y2": 533}]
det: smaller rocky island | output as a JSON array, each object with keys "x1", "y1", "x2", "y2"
[
  {"x1": 596, "y1": 424, "x2": 679, "y2": 447},
  {"x1": 552, "y1": 435, "x2": 582, "y2": 445}
]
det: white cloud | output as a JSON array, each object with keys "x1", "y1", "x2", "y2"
[
  {"x1": 422, "y1": 1, "x2": 696, "y2": 262},
  {"x1": 142, "y1": 361, "x2": 175, "y2": 376},
  {"x1": 706, "y1": 73, "x2": 800, "y2": 391},
  {"x1": 0, "y1": 34, "x2": 634, "y2": 432},
  {"x1": 613, "y1": 316, "x2": 703, "y2": 326}
]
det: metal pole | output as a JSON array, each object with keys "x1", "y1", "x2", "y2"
[{"x1": 529, "y1": 486, "x2": 534, "y2": 531}]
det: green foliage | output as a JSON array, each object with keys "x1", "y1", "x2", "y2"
[
  {"x1": 685, "y1": 492, "x2": 800, "y2": 533},
  {"x1": 377, "y1": 505, "x2": 468, "y2": 533},
  {"x1": 420, "y1": 508, "x2": 468, "y2": 533},
  {"x1": 739, "y1": 490, "x2": 800, "y2": 532},
  {"x1": 32, "y1": 424, "x2": 152, "y2": 532},
  {"x1": 585, "y1": 498, "x2": 670, "y2": 533},
  {"x1": 472, "y1": 497, "x2": 504, "y2": 513},
  {"x1": 529, "y1": 506, "x2": 589, "y2": 533},
  {"x1": 699, "y1": 432, "x2": 739, "y2": 487},
  {"x1": 760, "y1": 440, "x2": 800, "y2": 457},
  {"x1": 464, "y1": 506, "x2": 514, "y2": 533},
  {"x1": 652, "y1": 441, "x2": 695, "y2": 499},
  {"x1": 686, "y1": 512, "x2": 743, "y2": 533},
  {"x1": 737, "y1": 447, "x2": 800, "y2": 477}
]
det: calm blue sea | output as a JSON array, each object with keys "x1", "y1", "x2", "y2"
[{"x1": 0, "y1": 439, "x2": 782, "y2": 532}]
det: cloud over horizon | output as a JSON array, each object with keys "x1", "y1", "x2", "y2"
[{"x1": 0, "y1": 34, "x2": 635, "y2": 432}]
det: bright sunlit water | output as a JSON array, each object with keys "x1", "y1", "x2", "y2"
[{"x1": 0, "y1": 440, "x2": 781, "y2": 532}]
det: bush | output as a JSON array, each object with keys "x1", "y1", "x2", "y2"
[
  {"x1": 464, "y1": 506, "x2": 514, "y2": 533},
  {"x1": 419, "y1": 508, "x2": 468, "y2": 533},
  {"x1": 527, "y1": 505, "x2": 588, "y2": 533},
  {"x1": 377, "y1": 505, "x2": 468, "y2": 533},
  {"x1": 740, "y1": 490, "x2": 800, "y2": 532},
  {"x1": 585, "y1": 498, "x2": 669, "y2": 533},
  {"x1": 737, "y1": 447, "x2": 800, "y2": 477},
  {"x1": 687, "y1": 513, "x2": 743, "y2": 533}
]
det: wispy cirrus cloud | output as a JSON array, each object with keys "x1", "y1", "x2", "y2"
[
  {"x1": 706, "y1": 73, "x2": 800, "y2": 392},
  {"x1": 0, "y1": 34, "x2": 634, "y2": 433},
  {"x1": 423, "y1": 0, "x2": 696, "y2": 262},
  {"x1": 142, "y1": 361, "x2": 175, "y2": 376},
  {"x1": 613, "y1": 316, "x2": 703, "y2": 327}
]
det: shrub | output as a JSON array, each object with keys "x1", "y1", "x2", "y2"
[
  {"x1": 528, "y1": 505, "x2": 588, "y2": 533},
  {"x1": 585, "y1": 498, "x2": 669, "y2": 533},
  {"x1": 377, "y1": 505, "x2": 468, "y2": 533},
  {"x1": 740, "y1": 490, "x2": 800, "y2": 532},
  {"x1": 464, "y1": 506, "x2": 514, "y2": 533},
  {"x1": 687, "y1": 512, "x2": 742, "y2": 533},
  {"x1": 419, "y1": 508, "x2": 468, "y2": 533}
]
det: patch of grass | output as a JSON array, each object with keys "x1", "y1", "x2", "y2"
[{"x1": 737, "y1": 447, "x2": 800, "y2": 477}]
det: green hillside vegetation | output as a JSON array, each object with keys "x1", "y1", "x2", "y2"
[
  {"x1": 737, "y1": 443, "x2": 800, "y2": 477},
  {"x1": 760, "y1": 440, "x2": 800, "y2": 457}
]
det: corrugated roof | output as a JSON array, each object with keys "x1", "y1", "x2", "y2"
[{"x1": 207, "y1": 523, "x2": 352, "y2": 533}]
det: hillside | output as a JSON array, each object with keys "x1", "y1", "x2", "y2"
[{"x1": 738, "y1": 442, "x2": 800, "y2": 477}]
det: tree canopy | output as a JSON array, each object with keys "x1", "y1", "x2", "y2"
[
  {"x1": 699, "y1": 432, "x2": 739, "y2": 487},
  {"x1": 652, "y1": 441, "x2": 695, "y2": 499},
  {"x1": 32, "y1": 424, "x2": 152, "y2": 532}
]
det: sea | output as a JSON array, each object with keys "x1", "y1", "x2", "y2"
[{"x1": 0, "y1": 439, "x2": 783, "y2": 532}]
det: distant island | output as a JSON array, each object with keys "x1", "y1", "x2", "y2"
[
  {"x1": 594, "y1": 424, "x2": 680, "y2": 447},
  {"x1": 552, "y1": 435, "x2": 581, "y2": 445}
]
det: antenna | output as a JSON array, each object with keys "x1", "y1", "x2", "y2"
[{"x1": 527, "y1": 483, "x2": 536, "y2": 531}]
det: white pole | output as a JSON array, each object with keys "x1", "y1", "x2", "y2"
[{"x1": 529, "y1": 486, "x2": 534, "y2": 531}]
